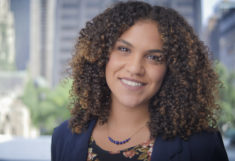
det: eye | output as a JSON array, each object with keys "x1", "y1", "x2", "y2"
[
  {"x1": 145, "y1": 54, "x2": 165, "y2": 63},
  {"x1": 117, "y1": 46, "x2": 131, "y2": 53}
]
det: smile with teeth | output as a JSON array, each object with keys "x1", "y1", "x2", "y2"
[{"x1": 121, "y1": 79, "x2": 145, "y2": 87}]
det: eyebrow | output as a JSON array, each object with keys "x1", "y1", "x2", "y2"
[
  {"x1": 117, "y1": 39, "x2": 164, "y2": 54},
  {"x1": 117, "y1": 39, "x2": 133, "y2": 47},
  {"x1": 147, "y1": 49, "x2": 163, "y2": 54}
]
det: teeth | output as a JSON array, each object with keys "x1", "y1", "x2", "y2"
[{"x1": 121, "y1": 79, "x2": 143, "y2": 87}]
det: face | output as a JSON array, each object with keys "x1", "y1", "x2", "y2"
[{"x1": 105, "y1": 20, "x2": 167, "y2": 109}]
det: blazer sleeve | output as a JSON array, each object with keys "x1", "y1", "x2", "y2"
[
  {"x1": 211, "y1": 132, "x2": 229, "y2": 161},
  {"x1": 51, "y1": 128, "x2": 56, "y2": 161},
  {"x1": 51, "y1": 120, "x2": 70, "y2": 161},
  {"x1": 188, "y1": 130, "x2": 229, "y2": 161},
  {"x1": 51, "y1": 126, "x2": 62, "y2": 161}
]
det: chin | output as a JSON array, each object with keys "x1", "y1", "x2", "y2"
[{"x1": 119, "y1": 99, "x2": 148, "y2": 109}]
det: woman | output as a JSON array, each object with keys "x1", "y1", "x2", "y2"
[{"x1": 51, "y1": 1, "x2": 229, "y2": 161}]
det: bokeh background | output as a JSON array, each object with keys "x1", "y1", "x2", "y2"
[{"x1": 0, "y1": 0, "x2": 235, "y2": 160}]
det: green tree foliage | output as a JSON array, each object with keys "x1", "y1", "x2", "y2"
[
  {"x1": 216, "y1": 63, "x2": 235, "y2": 130},
  {"x1": 21, "y1": 79, "x2": 72, "y2": 134}
]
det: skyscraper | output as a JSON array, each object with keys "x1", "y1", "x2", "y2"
[{"x1": 10, "y1": 0, "x2": 30, "y2": 70}]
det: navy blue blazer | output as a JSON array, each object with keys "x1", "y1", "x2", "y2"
[{"x1": 51, "y1": 120, "x2": 229, "y2": 161}]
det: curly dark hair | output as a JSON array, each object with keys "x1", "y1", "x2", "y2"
[{"x1": 69, "y1": 1, "x2": 220, "y2": 139}]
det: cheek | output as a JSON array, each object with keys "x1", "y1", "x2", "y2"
[
  {"x1": 105, "y1": 54, "x2": 123, "y2": 74},
  {"x1": 105, "y1": 57, "x2": 117, "y2": 81},
  {"x1": 105, "y1": 63, "x2": 111, "y2": 82},
  {"x1": 105, "y1": 59, "x2": 114, "y2": 76},
  {"x1": 151, "y1": 67, "x2": 167, "y2": 85}
]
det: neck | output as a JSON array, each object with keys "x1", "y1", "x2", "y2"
[{"x1": 107, "y1": 101, "x2": 150, "y2": 129}]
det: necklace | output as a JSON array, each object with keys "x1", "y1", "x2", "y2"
[{"x1": 107, "y1": 123, "x2": 147, "y2": 145}]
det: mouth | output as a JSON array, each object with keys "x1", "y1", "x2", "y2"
[{"x1": 120, "y1": 78, "x2": 146, "y2": 87}]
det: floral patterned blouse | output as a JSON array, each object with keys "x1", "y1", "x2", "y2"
[{"x1": 87, "y1": 137, "x2": 154, "y2": 161}]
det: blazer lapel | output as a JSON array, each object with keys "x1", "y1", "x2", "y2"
[
  {"x1": 150, "y1": 136, "x2": 182, "y2": 161},
  {"x1": 66, "y1": 120, "x2": 182, "y2": 161},
  {"x1": 70, "y1": 119, "x2": 97, "y2": 161}
]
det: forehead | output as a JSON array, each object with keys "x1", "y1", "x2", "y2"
[{"x1": 117, "y1": 20, "x2": 163, "y2": 49}]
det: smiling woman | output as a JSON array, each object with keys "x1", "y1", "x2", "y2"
[{"x1": 51, "y1": 1, "x2": 229, "y2": 161}]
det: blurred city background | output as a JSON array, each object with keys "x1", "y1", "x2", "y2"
[{"x1": 0, "y1": 0, "x2": 235, "y2": 160}]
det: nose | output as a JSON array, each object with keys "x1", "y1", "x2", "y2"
[{"x1": 126, "y1": 55, "x2": 145, "y2": 76}]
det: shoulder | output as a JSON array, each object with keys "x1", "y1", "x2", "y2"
[
  {"x1": 186, "y1": 130, "x2": 225, "y2": 150},
  {"x1": 183, "y1": 130, "x2": 228, "y2": 161},
  {"x1": 51, "y1": 120, "x2": 73, "y2": 154},
  {"x1": 52, "y1": 119, "x2": 96, "y2": 142},
  {"x1": 51, "y1": 120, "x2": 72, "y2": 161},
  {"x1": 51, "y1": 120, "x2": 76, "y2": 148},
  {"x1": 51, "y1": 119, "x2": 97, "y2": 161},
  {"x1": 187, "y1": 130, "x2": 221, "y2": 144},
  {"x1": 151, "y1": 130, "x2": 228, "y2": 161},
  {"x1": 51, "y1": 119, "x2": 97, "y2": 146},
  {"x1": 53, "y1": 120, "x2": 71, "y2": 138}
]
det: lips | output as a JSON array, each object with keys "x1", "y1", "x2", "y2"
[{"x1": 120, "y1": 78, "x2": 146, "y2": 87}]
